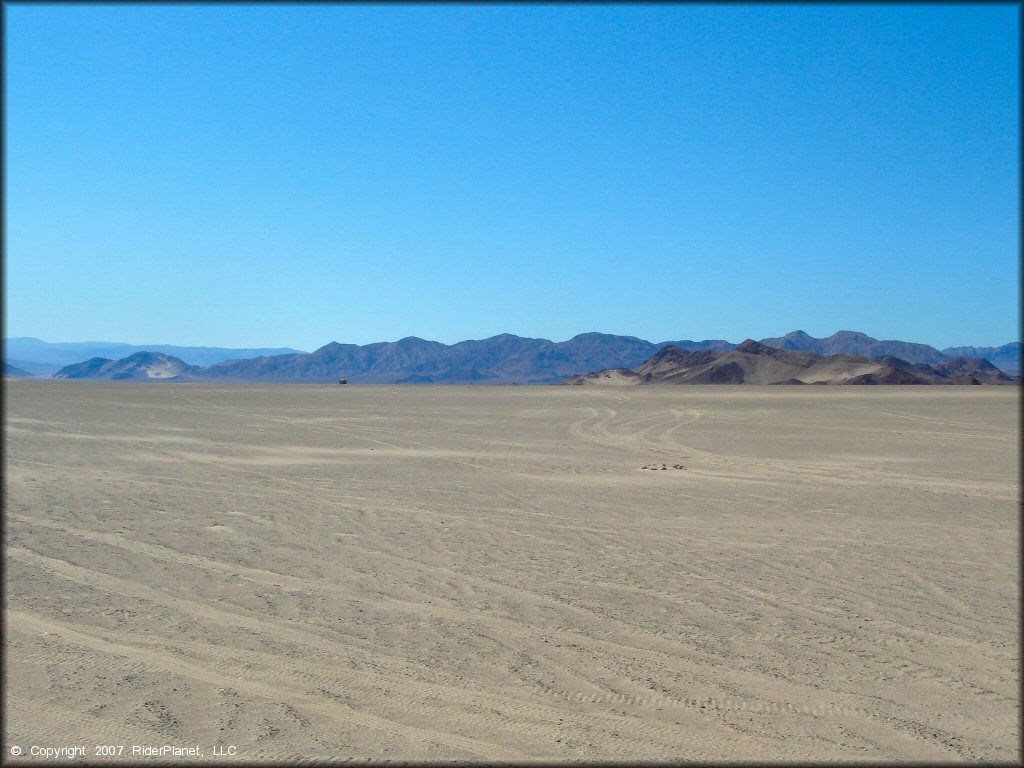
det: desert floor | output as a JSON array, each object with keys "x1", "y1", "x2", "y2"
[{"x1": 4, "y1": 382, "x2": 1019, "y2": 762}]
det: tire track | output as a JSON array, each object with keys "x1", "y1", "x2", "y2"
[
  {"x1": 6, "y1": 599, "x2": 754, "y2": 761},
  {"x1": 9, "y1": 522, "x2": 910, "y2": 752},
  {"x1": 7, "y1": 611, "x2": 528, "y2": 760}
]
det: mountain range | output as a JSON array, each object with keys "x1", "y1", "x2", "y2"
[
  {"x1": 3, "y1": 337, "x2": 306, "y2": 376},
  {"x1": 564, "y1": 341, "x2": 1017, "y2": 386},
  {"x1": 4, "y1": 362, "x2": 33, "y2": 378},
  {"x1": 45, "y1": 330, "x2": 1020, "y2": 384},
  {"x1": 53, "y1": 333, "x2": 697, "y2": 384},
  {"x1": 939, "y1": 343, "x2": 1021, "y2": 374}
]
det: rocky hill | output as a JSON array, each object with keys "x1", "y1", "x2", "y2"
[
  {"x1": 932, "y1": 357, "x2": 1018, "y2": 384},
  {"x1": 564, "y1": 341, "x2": 1018, "y2": 386},
  {"x1": 54, "y1": 352, "x2": 201, "y2": 381},
  {"x1": 940, "y1": 343, "x2": 1020, "y2": 374}
]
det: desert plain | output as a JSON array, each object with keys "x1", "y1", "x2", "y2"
[{"x1": 3, "y1": 381, "x2": 1019, "y2": 762}]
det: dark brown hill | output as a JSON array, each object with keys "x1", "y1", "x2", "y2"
[
  {"x1": 933, "y1": 357, "x2": 1017, "y2": 384},
  {"x1": 564, "y1": 342, "x2": 1010, "y2": 386},
  {"x1": 941, "y1": 343, "x2": 1020, "y2": 374}
]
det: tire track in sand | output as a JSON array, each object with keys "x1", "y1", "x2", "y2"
[
  {"x1": 7, "y1": 610, "x2": 527, "y2": 760},
  {"x1": 8, "y1": 529, "x2": 883, "y2": 759}
]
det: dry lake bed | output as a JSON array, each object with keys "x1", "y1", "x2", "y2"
[{"x1": 4, "y1": 382, "x2": 1019, "y2": 762}]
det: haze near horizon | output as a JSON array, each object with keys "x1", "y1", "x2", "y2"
[{"x1": 5, "y1": 4, "x2": 1019, "y2": 350}]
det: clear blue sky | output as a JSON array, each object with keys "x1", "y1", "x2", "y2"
[{"x1": 5, "y1": 4, "x2": 1019, "y2": 350}]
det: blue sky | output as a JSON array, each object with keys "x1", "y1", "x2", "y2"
[{"x1": 5, "y1": 4, "x2": 1019, "y2": 350}]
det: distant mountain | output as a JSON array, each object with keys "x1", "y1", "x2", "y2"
[
  {"x1": 48, "y1": 332, "x2": 718, "y2": 384},
  {"x1": 54, "y1": 352, "x2": 201, "y2": 381},
  {"x1": 4, "y1": 359, "x2": 62, "y2": 376},
  {"x1": 198, "y1": 333, "x2": 671, "y2": 383},
  {"x1": 663, "y1": 338, "x2": 736, "y2": 352},
  {"x1": 941, "y1": 343, "x2": 1020, "y2": 374},
  {"x1": 4, "y1": 337, "x2": 306, "y2": 370},
  {"x1": 758, "y1": 330, "x2": 948, "y2": 365},
  {"x1": 4, "y1": 362, "x2": 33, "y2": 378},
  {"x1": 564, "y1": 341, "x2": 1018, "y2": 386},
  {"x1": 43, "y1": 330, "x2": 1021, "y2": 384},
  {"x1": 932, "y1": 357, "x2": 1018, "y2": 384}
]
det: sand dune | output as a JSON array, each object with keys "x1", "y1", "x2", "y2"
[{"x1": 4, "y1": 381, "x2": 1019, "y2": 761}]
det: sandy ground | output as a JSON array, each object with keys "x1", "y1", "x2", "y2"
[{"x1": 3, "y1": 382, "x2": 1019, "y2": 762}]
